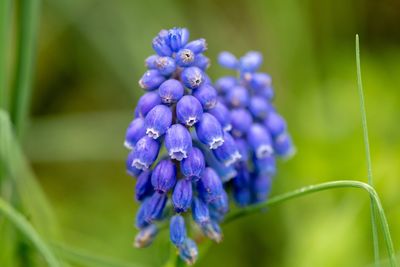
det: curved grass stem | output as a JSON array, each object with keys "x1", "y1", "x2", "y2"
[
  {"x1": 356, "y1": 34, "x2": 380, "y2": 267},
  {"x1": 0, "y1": 197, "x2": 61, "y2": 267},
  {"x1": 224, "y1": 180, "x2": 397, "y2": 267}
]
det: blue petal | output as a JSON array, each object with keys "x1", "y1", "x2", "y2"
[
  {"x1": 158, "y1": 79, "x2": 184, "y2": 104},
  {"x1": 165, "y1": 124, "x2": 192, "y2": 161},
  {"x1": 176, "y1": 95, "x2": 203, "y2": 127},
  {"x1": 172, "y1": 179, "x2": 193, "y2": 213},
  {"x1": 144, "y1": 105, "x2": 172, "y2": 139},
  {"x1": 151, "y1": 159, "x2": 176, "y2": 193}
]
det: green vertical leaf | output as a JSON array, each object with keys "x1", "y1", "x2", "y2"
[
  {"x1": 0, "y1": 110, "x2": 58, "y2": 238},
  {"x1": 0, "y1": 197, "x2": 61, "y2": 267},
  {"x1": 10, "y1": 0, "x2": 41, "y2": 138}
]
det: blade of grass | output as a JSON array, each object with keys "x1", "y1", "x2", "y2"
[
  {"x1": 0, "y1": 197, "x2": 61, "y2": 267},
  {"x1": 0, "y1": 110, "x2": 58, "y2": 238},
  {"x1": 224, "y1": 180, "x2": 397, "y2": 267},
  {"x1": 10, "y1": 0, "x2": 41, "y2": 138},
  {"x1": 53, "y1": 243, "x2": 143, "y2": 267},
  {"x1": 356, "y1": 34, "x2": 380, "y2": 266},
  {"x1": 0, "y1": 0, "x2": 11, "y2": 110}
]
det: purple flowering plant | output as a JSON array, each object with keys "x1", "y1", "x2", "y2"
[
  {"x1": 124, "y1": 27, "x2": 295, "y2": 264},
  {"x1": 122, "y1": 29, "x2": 396, "y2": 266}
]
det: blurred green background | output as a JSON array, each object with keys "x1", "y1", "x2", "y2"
[{"x1": 7, "y1": 0, "x2": 400, "y2": 266}]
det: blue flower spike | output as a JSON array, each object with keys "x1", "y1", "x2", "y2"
[
  {"x1": 216, "y1": 50, "x2": 294, "y2": 207},
  {"x1": 125, "y1": 29, "x2": 294, "y2": 265}
]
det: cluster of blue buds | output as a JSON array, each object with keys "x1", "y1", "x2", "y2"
[
  {"x1": 124, "y1": 28, "x2": 242, "y2": 265},
  {"x1": 216, "y1": 51, "x2": 295, "y2": 206}
]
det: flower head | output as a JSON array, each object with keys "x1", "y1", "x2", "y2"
[{"x1": 125, "y1": 28, "x2": 240, "y2": 264}]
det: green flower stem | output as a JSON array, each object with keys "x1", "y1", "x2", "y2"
[
  {"x1": 0, "y1": 198, "x2": 61, "y2": 267},
  {"x1": 224, "y1": 180, "x2": 397, "y2": 267},
  {"x1": 356, "y1": 34, "x2": 380, "y2": 267},
  {"x1": 10, "y1": 0, "x2": 41, "y2": 138},
  {"x1": 0, "y1": 0, "x2": 11, "y2": 110}
]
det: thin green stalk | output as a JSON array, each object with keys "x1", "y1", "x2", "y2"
[
  {"x1": 356, "y1": 34, "x2": 380, "y2": 266},
  {"x1": 0, "y1": 0, "x2": 11, "y2": 110},
  {"x1": 224, "y1": 180, "x2": 397, "y2": 267},
  {"x1": 0, "y1": 198, "x2": 61, "y2": 267},
  {"x1": 10, "y1": 0, "x2": 41, "y2": 138}
]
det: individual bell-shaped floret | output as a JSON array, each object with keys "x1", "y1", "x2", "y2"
[
  {"x1": 226, "y1": 85, "x2": 249, "y2": 108},
  {"x1": 135, "y1": 91, "x2": 162, "y2": 118},
  {"x1": 124, "y1": 117, "x2": 146, "y2": 149},
  {"x1": 181, "y1": 66, "x2": 204, "y2": 89},
  {"x1": 132, "y1": 136, "x2": 160, "y2": 170},
  {"x1": 139, "y1": 70, "x2": 166, "y2": 90},
  {"x1": 126, "y1": 151, "x2": 142, "y2": 177},
  {"x1": 218, "y1": 51, "x2": 238, "y2": 70},
  {"x1": 191, "y1": 197, "x2": 210, "y2": 225},
  {"x1": 165, "y1": 124, "x2": 193, "y2": 161},
  {"x1": 170, "y1": 215, "x2": 187, "y2": 247},
  {"x1": 145, "y1": 55, "x2": 159, "y2": 69},
  {"x1": 176, "y1": 48, "x2": 195, "y2": 67},
  {"x1": 230, "y1": 108, "x2": 253, "y2": 137},
  {"x1": 176, "y1": 95, "x2": 203, "y2": 127},
  {"x1": 180, "y1": 147, "x2": 205, "y2": 180},
  {"x1": 273, "y1": 133, "x2": 294, "y2": 158},
  {"x1": 249, "y1": 95, "x2": 272, "y2": 119},
  {"x1": 134, "y1": 224, "x2": 158, "y2": 248},
  {"x1": 154, "y1": 56, "x2": 176, "y2": 76},
  {"x1": 168, "y1": 27, "x2": 190, "y2": 52},
  {"x1": 200, "y1": 220, "x2": 223, "y2": 243},
  {"x1": 179, "y1": 238, "x2": 198, "y2": 265},
  {"x1": 158, "y1": 79, "x2": 184, "y2": 104},
  {"x1": 135, "y1": 170, "x2": 153, "y2": 201},
  {"x1": 144, "y1": 192, "x2": 168, "y2": 223},
  {"x1": 184, "y1": 38, "x2": 207, "y2": 54},
  {"x1": 264, "y1": 112, "x2": 287, "y2": 138},
  {"x1": 197, "y1": 168, "x2": 224, "y2": 203},
  {"x1": 194, "y1": 54, "x2": 210, "y2": 70},
  {"x1": 247, "y1": 124, "x2": 273, "y2": 159},
  {"x1": 152, "y1": 30, "x2": 172, "y2": 56},
  {"x1": 151, "y1": 159, "x2": 176, "y2": 193},
  {"x1": 239, "y1": 51, "x2": 263, "y2": 73},
  {"x1": 195, "y1": 113, "x2": 224, "y2": 149},
  {"x1": 144, "y1": 105, "x2": 172, "y2": 139},
  {"x1": 135, "y1": 198, "x2": 151, "y2": 228},
  {"x1": 215, "y1": 76, "x2": 236, "y2": 95},
  {"x1": 193, "y1": 84, "x2": 218, "y2": 110},
  {"x1": 172, "y1": 179, "x2": 193, "y2": 213},
  {"x1": 249, "y1": 73, "x2": 272, "y2": 91}
]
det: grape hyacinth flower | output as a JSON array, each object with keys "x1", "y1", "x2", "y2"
[
  {"x1": 216, "y1": 50, "x2": 295, "y2": 206},
  {"x1": 124, "y1": 27, "x2": 241, "y2": 265}
]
